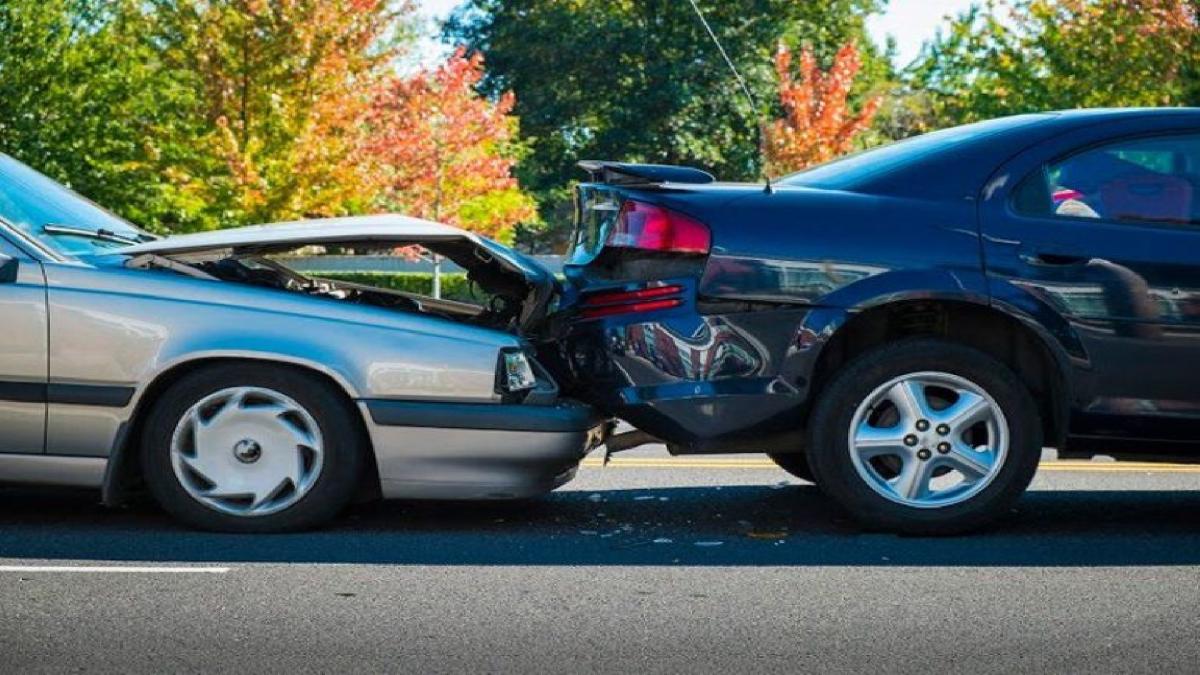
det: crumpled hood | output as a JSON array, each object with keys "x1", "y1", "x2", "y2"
[
  {"x1": 117, "y1": 213, "x2": 544, "y2": 279},
  {"x1": 117, "y1": 214, "x2": 558, "y2": 333}
]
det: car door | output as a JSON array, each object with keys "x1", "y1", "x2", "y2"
[
  {"x1": 0, "y1": 231, "x2": 47, "y2": 454},
  {"x1": 981, "y1": 122, "x2": 1200, "y2": 447}
]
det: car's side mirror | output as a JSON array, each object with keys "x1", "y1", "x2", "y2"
[{"x1": 0, "y1": 254, "x2": 19, "y2": 284}]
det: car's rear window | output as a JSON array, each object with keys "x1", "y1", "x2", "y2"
[{"x1": 780, "y1": 115, "x2": 1050, "y2": 191}]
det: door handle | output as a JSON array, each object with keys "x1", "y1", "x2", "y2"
[{"x1": 1020, "y1": 251, "x2": 1090, "y2": 267}]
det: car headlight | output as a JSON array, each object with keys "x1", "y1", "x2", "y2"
[{"x1": 500, "y1": 349, "x2": 537, "y2": 392}]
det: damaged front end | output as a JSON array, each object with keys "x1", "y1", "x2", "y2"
[{"x1": 118, "y1": 214, "x2": 559, "y2": 337}]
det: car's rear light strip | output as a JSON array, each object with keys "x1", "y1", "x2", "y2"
[
  {"x1": 578, "y1": 284, "x2": 685, "y2": 319},
  {"x1": 579, "y1": 298, "x2": 683, "y2": 319},
  {"x1": 581, "y1": 284, "x2": 683, "y2": 307}
]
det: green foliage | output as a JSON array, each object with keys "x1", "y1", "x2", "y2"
[
  {"x1": 0, "y1": 1, "x2": 431, "y2": 235},
  {"x1": 0, "y1": 0, "x2": 210, "y2": 232},
  {"x1": 314, "y1": 271, "x2": 479, "y2": 303},
  {"x1": 908, "y1": 0, "x2": 1199, "y2": 131},
  {"x1": 445, "y1": 0, "x2": 891, "y2": 249},
  {"x1": 6, "y1": 0, "x2": 1195, "y2": 251},
  {"x1": 144, "y1": 0, "x2": 412, "y2": 231}
]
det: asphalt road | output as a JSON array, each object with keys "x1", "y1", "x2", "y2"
[{"x1": 1, "y1": 447, "x2": 1199, "y2": 674}]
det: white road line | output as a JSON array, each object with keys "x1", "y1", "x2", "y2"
[{"x1": 0, "y1": 565, "x2": 231, "y2": 574}]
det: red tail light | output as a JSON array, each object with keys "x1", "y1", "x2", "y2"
[
  {"x1": 578, "y1": 284, "x2": 685, "y2": 319},
  {"x1": 606, "y1": 200, "x2": 710, "y2": 254}
]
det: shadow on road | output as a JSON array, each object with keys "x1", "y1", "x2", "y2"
[{"x1": 0, "y1": 484, "x2": 1197, "y2": 567}]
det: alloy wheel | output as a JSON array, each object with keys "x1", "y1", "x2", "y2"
[{"x1": 846, "y1": 371, "x2": 1009, "y2": 509}]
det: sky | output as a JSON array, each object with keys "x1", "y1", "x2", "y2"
[
  {"x1": 866, "y1": 0, "x2": 981, "y2": 66},
  {"x1": 412, "y1": 0, "x2": 981, "y2": 68}
]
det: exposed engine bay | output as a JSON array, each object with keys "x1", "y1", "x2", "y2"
[
  {"x1": 193, "y1": 255, "x2": 529, "y2": 332},
  {"x1": 124, "y1": 233, "x2": 555, "y2": 335}
]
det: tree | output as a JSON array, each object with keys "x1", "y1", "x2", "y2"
[
  {"x1": 446, "y1": 0, "x2": 890, "y2": 248},
  {"x1": 910, "y1": 0, "x2": 1199, "y2": 129},
  {"x1": 366, "y1": 48, "x2": 535, "y2": 245},
  {"x1": 0, "y1": 0, "x2": 420, "y2": 233},
  {"x1": 0, "y1": 0, "x2": 207, "y2": 230},
  {"x1": 764, "y1": 42, "x2": 882, "y2": 175},
  {"x1": 146, "y1": 0, "x2": 415, "y2": 231}
]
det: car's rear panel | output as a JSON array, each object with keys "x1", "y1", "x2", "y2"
[
  {"x1": 544, "y1": 177, "x2": 816, "y2": 451},
  {"x1": 545, "y1": 164, "x2": 990, "y2": 452}
]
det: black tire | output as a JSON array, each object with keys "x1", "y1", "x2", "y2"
[
  {"x1": 140, "y1": 363, "x2": 367, "y2": 533},
  {"x1": 806, "y1": 338, "x2": 1042, "y2": 535},
  {"x1": 768, "y1": 452, "x2": 815, "y2": 483}
]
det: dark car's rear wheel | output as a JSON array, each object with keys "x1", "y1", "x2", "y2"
[
  {"x1": 806, "y1": 339, "x2": 1041, "y2": 535},
  {"x1": 141, "y1": 363, "x2": 367, "y2": 533}
]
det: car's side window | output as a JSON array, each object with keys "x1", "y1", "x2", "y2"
[{"x1": 1014, "y1": 133, "x2": 1200, "y2": 227}]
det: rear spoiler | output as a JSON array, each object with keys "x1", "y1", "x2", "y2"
[{"x1": 577, "y1": 160, "x2": 715, "y2": 186}]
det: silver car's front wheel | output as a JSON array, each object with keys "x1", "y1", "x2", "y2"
[
  {"x1": 170, "y1": 387, "x2": 325, "y2": 517},
  {"x1": 142, "y1": 364, "x2": 365, "y2": 532}
]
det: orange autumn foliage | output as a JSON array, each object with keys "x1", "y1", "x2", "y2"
[
  {"x1": 366, "y1": 47, "x2": 535, "y2": 244},
  {"x1": 763, "y1": 42, "x2": 881, "y2": 176}
]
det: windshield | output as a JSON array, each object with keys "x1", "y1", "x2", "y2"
[
  {"x1": 0, "y1": 154, "x2": 148, "y2": 256},
  {"x1": 779, "y1": 114, "x2": 1050, "y2": 190}
]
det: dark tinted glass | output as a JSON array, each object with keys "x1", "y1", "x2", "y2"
[{"x1": 1017, "y1": 134, "x2": 1200, "y2": 225}]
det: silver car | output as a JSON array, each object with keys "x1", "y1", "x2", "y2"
[{"x1": 0, "y1": 154, "x2": 601, "y2": 532}]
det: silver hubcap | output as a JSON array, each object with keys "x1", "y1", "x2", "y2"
[
  {"x1": 847, "y1": 371, "x2": 1008, "y2": 509},
  {"x1": 170, "y1": 387, "x2": 324, "y2": 517}
]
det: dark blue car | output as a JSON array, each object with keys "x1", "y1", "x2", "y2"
[{"x1": 548, "y1": 108, "x2": 1200, "y2": 534}]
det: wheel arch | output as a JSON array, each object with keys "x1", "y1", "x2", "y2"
[
  {"x1": 102, "y1": 355, "x2": 380, "y2": 507},
  {"x1": 804, "y1": 296, "x2": 1073, "y2": 449}
]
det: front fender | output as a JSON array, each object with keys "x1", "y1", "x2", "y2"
[
  {"x1": 43, "y1": 263, "x2": 520, "y2": 459},
  {"x1": 47, "y1": 264, "x2": 513, "y2": 403}
]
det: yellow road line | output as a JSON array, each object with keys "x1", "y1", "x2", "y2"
[
  {"x1": 581, "y1": 457, "x2": 1200, "y2": 473},
  {"x1": 1040, "y1": 462, "x2": 1200, "y2": 473}
]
